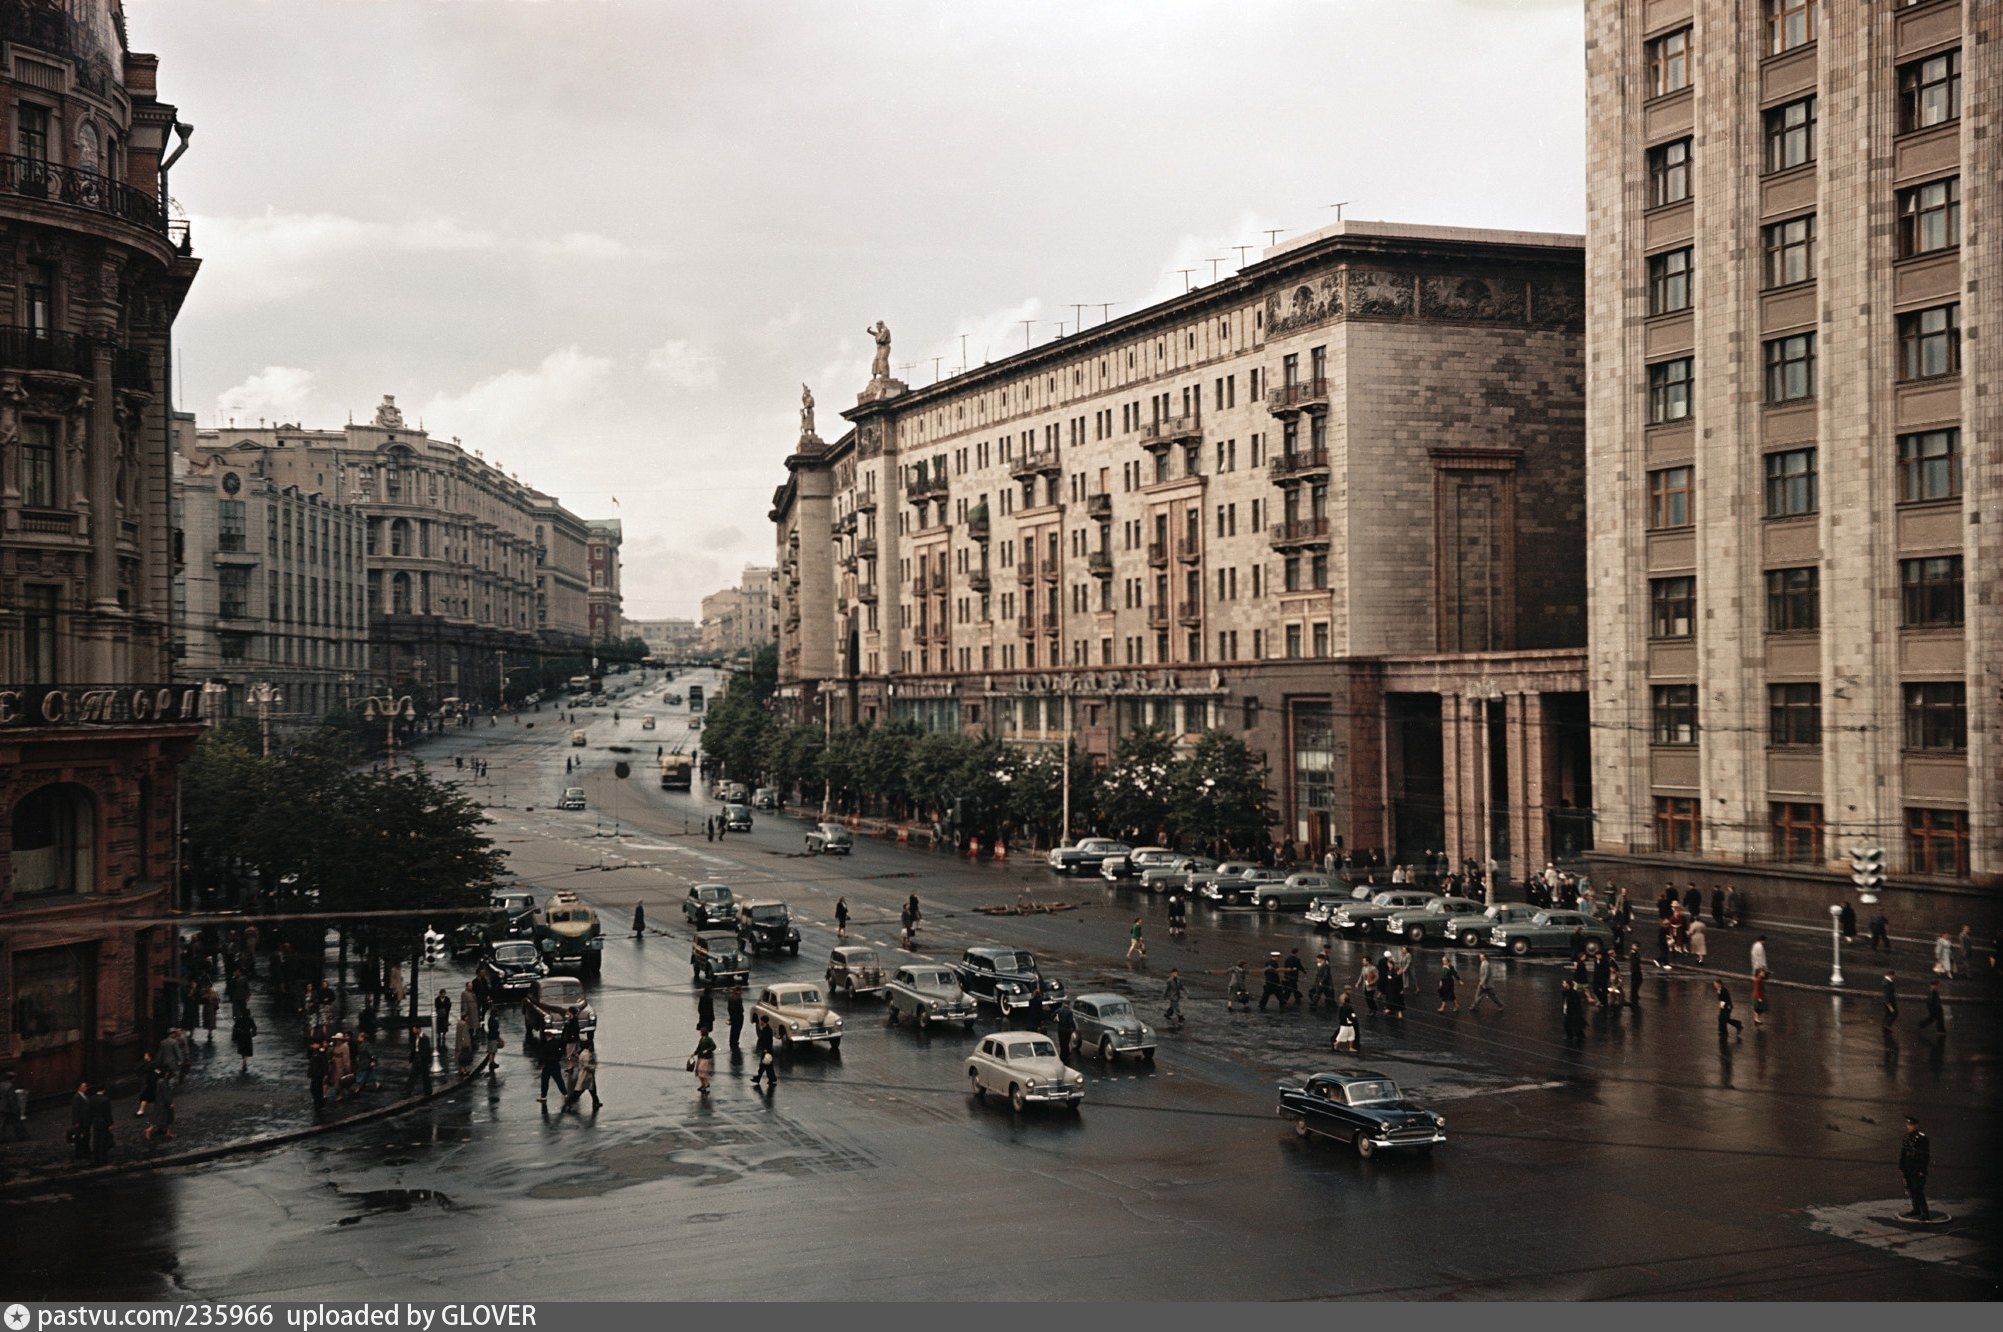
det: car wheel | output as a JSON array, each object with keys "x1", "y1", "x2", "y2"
[
  {"x1": 969, "y1": 1069, "x2": 984, "y2": 1101},
  {"x1": 1585, "y1": 939, "x2": 1602, "y2": 956},
  {"x1": 1459, "y1": 929, "x2": 1483, "y2": 949},
  {"x1": 1294, "y1": 1116, "x2": 1311, "y2": 1139},
  {"x1": 780, "y1": 1029, "x2": 793, "y2": 1051},
  {"x1": 1354, "y1": 1132, "x2": 1376, "y2": 1159},
  {"x1": 1262, "y1": 897, "x2": 1281, "y2": 913},
  {"x1": 1407, "y1": 925, "x2": 1426, "y2": 944},
  {"x1": 1009, "y1": 1085, "x2": 1027, "y2": 1113},
  {"x1": 1510, "y1": 938, "x2": 1531, "y2": 957},
  {"x1": 1099, "y1": 1035, "x2": 1116, "y2": 1063}
]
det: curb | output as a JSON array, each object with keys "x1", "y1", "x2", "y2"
[
  {"x1": 0, "y1": 1054, "x2": 495, "y2": 1197},
  {"x1": 1502, "y1": 951, "x2": 1998, "y2": 1007}
]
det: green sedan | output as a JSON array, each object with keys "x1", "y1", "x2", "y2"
[{"x1": 1487, "y1": 909, "x2": 1617, "y2": 957}]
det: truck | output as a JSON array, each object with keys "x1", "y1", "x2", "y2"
[
  {"x1": 659, "y1": 752, "x2": 692, "y2": 791},
  {"x1": 687, "y1": 684, "x2": 705, "y2": 714},
  {"x1": 535, "y1": 890, "x2": 604, "y2": 977}
]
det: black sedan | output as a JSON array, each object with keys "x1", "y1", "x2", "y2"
[
  {"x1": 1278, "y1": 1069, "x2": 1446, "y2": 1158},
  {"x1": 475, "y1": 939, "x2": 547, "y2": 1000}
]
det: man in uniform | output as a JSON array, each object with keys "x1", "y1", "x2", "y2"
[
  {"x1": 1899, "y1": 1115, "x2": 1931, "y2": 1221},
  {"x1": 1307, "y1": 951, "x2": 1336, "y2": 1009},
  {"x1": 1259, "y1": 955, "x2": 1286, "y2": 1010}
]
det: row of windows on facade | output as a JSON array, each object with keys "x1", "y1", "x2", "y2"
[
  {"x1": 1645, "y1": 555, "x2": 1964, "y2": 646},
  {"x1": 7, "y1": 420, "x2": 139, "y2": 509},
  {"x1": 1641, "y1": 429, "x2": 1962, "y2": 540},
  {"x1": 211, "y1": 631, "x2": 366, "y2": 674},
  {"x1": 213, "y1": 500, "x2": 361, "y2": 568},
  {"x1": 365, "y1": 569, "x2": 529, "y2": 625},
  {"x1": 1645, "y1": 300, "x2": 1960, "y2": 426},
  {"x1": 1651, "y1": 796, "x2": 1970, "y2": 878},
  {"x1": 214, "y1": 565, "x2": 363, "y2": 629},
  {"x1": 363, "y1": 515, "x2": 532, "y2": 572},
  {"x1": 892, "y1": 619, "x2": 1331, "y2": 677},
  {"x1": 12, "y1": 100, "x2": 126, "y2": 178},
  {"x1": 1647, "y1": 680, "x2": 1967, "y2": 753}
]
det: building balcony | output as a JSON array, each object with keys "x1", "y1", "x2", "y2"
[
  {"x1": 1085, "y1": 492, "x2": 1112, "y2": 522},
  {"x1": 1266, "y1": 377, "x2": 1330, "y2": 416},
  {"x1": 1016, "y1": 562, "x2": 1036, "y2": 586},
  {"x1": 17, "y1": 509, "x2": 77, "y2": 536},
  {"x1": 1010, "y1": 450, "x2": 1062, "y2": 480},
  {"x1": 1146, "y1": 604, "x2": 1170, "y2": 630},
  {"x1": 1040, "y1": 611, "x2": 1059, "y2": 633},
  {"x1": 835, "y1": 511, "x2": 857, "y2": 535},
  {"x1": 913, "y1": 572, "x2": 931, "y2": 595},
  {"x1": 1087, "y1": 550, "x2": 1113, "y2": 579},
  {"x1": 839, "y1": 552, "x2": 857, "y2": 573},
  {"x1": 1176, "y1": 600, "x2": 1203, "y2": 627},
  {"x1": 1176, "y1": 536, "x2": 1202, "y2": 564},
  {"x1": 857, "y1": 536, "x2": 877, "y2": 559},
  {"x1": 853, "y1": 495, "x2": 877, "y2": 515},
  {"x1": 906, "y1": 473, "x2": 949, "y2": 503},
  {"x1": 0, "y1": 153, "x2": 170, "y2": 235},
  {"x1": 1018, "y1": 613, "x2": 1037, "y2": 636},
  {"x1": 1268, "y1": 446, "x2": 1331, "y2": 482},
  {"x1": 1038, "y1": 557, "x2": 1059, "y2": 581},
  {"x1": 1138, "y1": 414, "x2": 1202, "y2": 450},
  {"x1": 1268, "y1": 516, "x2": 1331, "y2": 550},
  {"x1": 968, "y1": 568, "x2": 991, "y2": 593},
  {"x1": 1146, "y1": 541, "x2": 1169, "y2": 568},
  {"x1": 857, "y1": 583, "x2": 878, "y2": 605},
  {"x1": 967, "y1": 512, "x2": 991, "y2": 542}
]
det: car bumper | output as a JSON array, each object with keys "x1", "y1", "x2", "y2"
[
  {"x1": 922, "y1": 1004, "x2": 979, "y2": 1023},
  {"x1": 1368, "y1": 1130, "x2": 1447, "y2": 1151},
  {"x1": 1019, "y1": 1085, "x2": 1085, "y2": 1105},
  {"x1": 779, "y1": 1027, "x2": 842, "y2": 1044}
]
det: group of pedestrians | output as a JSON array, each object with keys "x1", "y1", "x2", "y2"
[
  {"x1": 534, "y1": 1015, "x2": 602, "y2": 1112},
  {"x1": 685, "y1": 982, "x2": 777, "y2": 1096}
]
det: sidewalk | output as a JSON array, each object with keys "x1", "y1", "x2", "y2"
[
  {"x1": 1, "y1": 952, "x2": 482, "y2": 1193},
  {"x1": 1659, "y1": 915, "x2": 1997, "y2": 1005}
]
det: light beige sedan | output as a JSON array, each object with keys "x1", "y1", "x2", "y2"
[{"x1": 752, "y1": 982, "x2": 844, "y2": 1054}]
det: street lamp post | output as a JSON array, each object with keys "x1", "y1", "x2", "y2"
[
  {"x1": 245, "y1": 681, "x2": 284, "y2": 759},
  {"x1": 1828, "y1": 902, "x2": 1846, "y2": 987},
  {"x1": 359, "y1": 691, "x2": 417, "y2": 771},
  {"x1": 821, "y1": 687, "x2": 833, "y2": 819}
]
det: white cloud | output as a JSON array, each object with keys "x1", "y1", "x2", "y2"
[
  {"x1": 216, "y1": 365, "x2": 317, "y2": 425},
  {"x1": 642, "y1": 339, "x2": 721, "y2": 391},
  {"x1": 415, "y1": 347, "x2": 619, "y2": 453}
]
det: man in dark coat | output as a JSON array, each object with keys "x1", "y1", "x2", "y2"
[
  {"x1": 1561, "y1": 980, "x2": 1587, "y2": 1045},
  {"x1": 1380, "y1": 959, "x2": 1406, "y2": 1020},
  {"x1": 307, "y1": 1040, "x2": 330, "y2": 1109},
  {"x1": 1917, "y1": 980, "x2": 1946, "y2": 1034},
  {"x1": 726, "y1": 986, "x2": 746, "y2": 1051},
  {"x1": 1259, "y1": 956, "x2": 1285, "y2": 1011},
  {"x1": 1627, "y1": 946, "x2": 1645, "y2": 1010},
  {"x1": 1838, "y1": 901, "x2": 1858, "y2": 941},
  {"x1": 696, "y1": 985, "x2": 715, "y2": 1034},
  {"x1": 1054, "y1": 999, "x2": 1077, "y2": 1056},
  {"x1": 1881, "y1": 971, "x2": 1900, "y2": 1030},
  {"x1": 1899, "y1": 1116, "x2": 1931, "y2": 1221},
  {"x1": 1713, "y1": 979, "x2": 1744, "y2": 1039},
  {"x1": 87, "y1": 1085, "x2": 115, "y2": 1164}
]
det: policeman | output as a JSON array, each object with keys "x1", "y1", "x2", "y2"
[
  {"x1": 1899, "y1": 1116, "x2": 1931, "y2": 1221},
  {"x1": 1259, "y1": 954, "x2": 1285, "y2": 1010},
  {"x1": 1308, "y1": 950, "x2": 1336, "y2": 1008}
]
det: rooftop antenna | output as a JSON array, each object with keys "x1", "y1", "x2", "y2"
[
  {"x1": 1071, "y1": 303, "x2": 1088, "y2": 334},
  {"x1": 1018, "y1": 319, "x2": 1036, "y2": 350},
  {"x1": 1231, "y1": 244, "x2": 1257, "y2": 268},
  {"x1": 959, "y1": 333, "x2": 970, "y2": 374},
  {"x1": 1176, "y1": 268, "x2": 1199, "y2": 292},
  {"x1": 1051, "y1": 320, "x2": 1069, "y2": 338},
  {"x1": 1263, "y1": 228, "x2": 1285, "y2": 246},
  {"x1": 1094, "y1": 303, "x2": 1117, "y2": 325},
  {"x1": 930, "y1": 356, "x2": 944, "y2": 384},
  {"x1": 1205, "y1": 257, "x2": 1230, "y2": 283},
  {"x1": 1327, "y1": 201, "x2": 1353, "y2": 222}
]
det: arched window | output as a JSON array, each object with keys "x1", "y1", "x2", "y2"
[
  {"x1": 390, "y1": 518, "x2": 411, "y2": 557},
  {"x1": 10, "y1": 784, "x2": 96, "y2": 898},
  {"x1": 391, "y1": 571, "x2": 413, "y2": 614}
]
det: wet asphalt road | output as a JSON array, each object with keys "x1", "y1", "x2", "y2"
[{"x1": 11, "y1": 675, "x2": 1999, "y2": 1300}]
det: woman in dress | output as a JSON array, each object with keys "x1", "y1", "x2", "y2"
[
  {"x1": 1751, "y1": 967, "x2": 1768, "y2": 1027},
  {"x1": 690, "y1": 1028, "x2": 717, "y2": 1095},
  {"x1": 1688, "y1": 916, "x2": 1709, "y2": 965}
]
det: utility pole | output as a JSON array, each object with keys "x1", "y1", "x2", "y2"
[
  {"x1": 496, "y1": 649, "x2": 507, "y2": 711},
  {"x1": 930, "y1": 355, "x2": 944, "y2": 384},
  {"x1": 821, "y1": 689, "x2": 833, "y2": 819},
  {"x1": 959, "y1": 333, "x2": 969, "y2": 375},
  {"x1": 1059, "y1": 694, "x2": 1072, "y2": 845}
]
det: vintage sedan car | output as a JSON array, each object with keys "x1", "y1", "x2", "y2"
[
  {"x1": 753, "y1": 787, "x2": 779, "y2": 810},
  {"x1": 722, "y1": 803, "x2": 754, "y2": 832},
  {"x1": 535, "y1": 891, "x2": 604, "y2": 977},
  {"x1": 1242, "y1": 872, "x2": 1336, "y2": 913},
  {"x1": 1189, "y1": 860, "x2": 1263, "y2": 893},
  {"x1": 557, "y1": 787, "x2": 587, "y2": 811},
  {"x1": 1138, "y1": 855, "x2": 1220, "y2": 894},
  {"x1": 1068, "y1": 992, "x2": 1156, "y2": 1063},
  {"x1": 1278, "y1": 1069, "x2": 1446, "y2": 1157},
  {"x1": 524, "y1": 975, "x2": 597, "y2": 1046},
  {"x1": 1098, "y1": 845, "x2": 1177, "y2": 882},
  {"x1": 804, "y1": 822, "x2": 853, "y2": 855},
  {"x1": 1304, "y1": 882, "x2": 1378, "y2": 928},
  {"x1": 752, "y1": 982, "x2": 843, "y2": 1053},
  {"x1": 884, "y1": 961, "x2": 978, "y2": 1029},
  {"x1": 1488, "y1": 909, "x2": 1617, "y2": 956},
  {"x1": 1427, "y1": 900, "x2": 1545, "y2": 948},
  {"x1": 1384, "y1": 896, "x2": 1491, "y2": 945},
  {"x1": 1045, "y1": 838, "x2": 1132, "y2": 876},
  {"x1": 641, "y1": 715, "x2": 656, "y2": 730},
  {"x1": 570, "y1": 729, "x2": 587, "y2": 747},
  {"x1": 475, "y1": 938, "x2": 546, "y2": 999},
  {"x1": 737, "y1": 900, "x2": 801, "y2": 956},
  {"x1": 682, "y1": 882, "x2": 736, "y2": 927},
  {"x1": 1202, "y1": 867, "x2": 1288, "y2": 908},
  {"x1": 955, "y1": 946, "x2": 1066, "y2": 1016},
  {"x1": 691, "y1": 930, "x2": 750, "y2": 988},
  {"x1": 825, "y1": 945, "x2": 889, "y2": 998},
  {"x1": 966, "y1": 1032, "x2": 1084, "y2": 1112},
  {"x1": 1326, "y1": 889, "x2": 1444, "y2": 938}
]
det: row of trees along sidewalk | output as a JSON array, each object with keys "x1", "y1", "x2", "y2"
[
  {"x1": 699, "y1": 647, "x2": 1273, "y2": 852},
  {"x1": 180, "y1": 720, "x2": 504, "y2": 1020}
]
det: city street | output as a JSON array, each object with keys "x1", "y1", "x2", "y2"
[{"x1": 9, "y1": 678, "x2": 1997, "y2": 1301}]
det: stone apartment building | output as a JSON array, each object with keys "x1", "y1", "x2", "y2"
[
  {"x1": 1585, "y1": 0, "x2": 1998, "y2": 926},
  {"x1": 1, "y1": 0, "x2": 204, "y2": 1095},
  {"x1": 626, "y1": 616, "x2": 701, "y2": 660},
  {"x1": 586, "y1": 517, "x2": 622, "y2": 643},
  {"x1": 773, "y1": 221, "x2": 1595, "y2": 868},
  {"x1": 171, "y1": 440, "x2": 368, "y2": 727},
  {"x1": 184, "y1": 397, "x2": 607, "y2": 706},
  {"x1": 701, "y1": 565, "x2": 777, "y2": 656}
]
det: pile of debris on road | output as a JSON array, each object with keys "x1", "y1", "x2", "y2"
[{"x1": 975, "y1": 902, "x2": 1078, "y2": 916}]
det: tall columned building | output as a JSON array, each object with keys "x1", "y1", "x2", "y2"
[
  {"x1": 586, "y1": 517, "x2": 622, "y2": 643},
  {"x1": 1, "y1": 1, "x2": 203, "y2": 1095},
  {"x1": 773, "y1": 222, "x2": 1595, "y2": 868},
  {"x1": 1586, "y1": 0, "x2": 1998, "y2": 924}
]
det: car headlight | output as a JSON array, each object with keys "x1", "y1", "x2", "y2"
[
  {"x1": 831, "y1": 1014, "x2": 843, "y2": 1028},
  {"x1": 1434, "y1": 1116, "x2": 1446, "y2": 1129},
  {"x1": 788, "y1": 1019, "x2": 802, "y2": 1032},
  {"x1": 1024, "y1": 1078, "x2": 1036, "y2": 1089}
]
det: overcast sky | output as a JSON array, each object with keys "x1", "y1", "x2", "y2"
[{"x1": 139, "y1": 0, "x2": 1585, "y2": 620}]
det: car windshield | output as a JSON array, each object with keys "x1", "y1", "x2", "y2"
[
  {"x1": 1095, "y1": 1000, "x2": 1133, "y2": 1019},
  {"x1": 820, "y1": 824, "x2": 844, "y2": 835},
  {"x1": 779, "y1": 989, "x2": 822, "y2": 1006},
  {"x1": 491, "y1": 943, "x2": 536, "y2": 964},
  {"x1": 1371, "y1": 893, "x2": 1401, "y2": 905},
  {"x1": 992, "y1": 951, "x2": 1036, "y2": 975},
  {"x1": 751, "y1": 906, "x2": 787, "y2": 921},
  {"x1": 698, "y1": 887, "x2": 728, "y2": 902},
  {"x1": 840, "y1": 951, "x2": 877, "y2": 967},
  {"x1": 697, "y1": 934, "x2": 736, "y2": 953},
  {"x1": 1008, "y1": 1039, "x2": 1057, "y2": 1060},
  {"x1": 1343, "y1": 1079, "x2": 1400, "y2": 1106},
  {"x1": 914, "y1": 970, "x2": 955, "y2": 989},
  {"x1": 539, "y1": 981, "x2": 584, "y2": 1006}
]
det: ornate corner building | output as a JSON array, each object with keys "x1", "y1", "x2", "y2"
[
  {"x1": 773, "y1": 221, "x2": 1594, "y2": 871},
  {"x1": 1, "y1": 1, "x2": 204, "y2": 1094},
  {"x1": 1585, "y1": 0, "x2": 1999, "y2": 924}
]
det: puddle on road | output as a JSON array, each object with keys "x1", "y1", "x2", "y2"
[
  {"x1": 522, "y1": 1107, "x2": 876, "y2": 1200},
  {"x1": 328, "y1": 1186, "x2": 459, "y2": 1228}
]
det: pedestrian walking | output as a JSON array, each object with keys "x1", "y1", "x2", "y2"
[
  {"x1": 564, "y1": 1041, "x2": 602, "y2": 1111},
  {"x1": 727, "y1": 985, "x2": 746, "y2": 1051},
  {"x1": 905, "y1": 895, "x2": 923, "y2": 934},
  {"x1": 1225, "y1": 961, "x2": 1250, "y2": 1013},
  {"x1": 407, "y1": 1028, "x2": 434, "y2": 1097},
  {"x1": 1357, "y1": 958, "x2": 1380, "y2": 1014},
  {"x1": 453, "y1": 1014, "x2": 474, "y2": 1073},
  {"x1": 1711, "y1": 886, "x2": 1726, "y2": 929},
  {"x1": 1687, "y1": 916, "x2": 1708, "y2": 965},
  {"x1": 1471, "y1": 953, "x2": 1504, "y2": 1011},
  {"x1": 1898, "y1": 1116, "x2": 1931, "y2": 1222},
  {"x1": 696, "y1": 985, "x2": 715, "y2": 1034},
  {"x1": 1627, "y1": 946, "x2": 1644, "y2": 1010},
  {"x1": 1561, "y1": 979, "x2": 1587, "y2": 1045},
  {"x1": 1127, "y1": 917, "x2": 1147, "y2": 960},
  {"x1": 1281, "y1": 949, "x2": 1305, "y2": 1007},
  {"x1": 232, "y1": 1013, "x2": 256, "y2": 1073},
  {"x1": 1917, "y1": 981, "x2": 1946, "y2": 1034},
  {"x1": 1882, "y1": 970, "x2": 1900, "y2": 1030},
  {"x1": 1381, "y1": 958, "x2": 1405, "y2": 1021},
  {"x1": 87, "y1": 1085, "x2": 114, "y2": 1165},
  {"x1": 1869, "y1": 911, "x2": 1891, "y2": 953},
  {"x1": 1163, "y1": 969, "x2": 1186, "y2": 1024},
  {"x1": 1259, "y1": 955, "x2": 1285, "y2": 1011},
  {"x1": 632, "y1": 900, "x2": 647, "y2": 938},
  {"x1": 1751, "y1": 968, "x2": 1768, "y2": 1027},
  {"x1": 1436, "y1": 957, "x2": 1460, "y2": 1013},
  {"x1": 751, "y1": 1017, "x2": 777, "y2": 1092},
  {"x1": 1839, "y1": 901, "x2": 1857, "y2": 942},
  {"x1": 705, "y1": 816, "x2": 715, "y2": 842},
  {"x1": 434, "y1": 990, "x2": 452, "y2": 1043},
  {"x1": 689, "y1": 1028, "x2": 717, "y2": 1095},
  {"x1": 1332, "y1": 992, "x2": 1361, "y2": 1053},
  {"x1": 834, "y1": 896, "x2": 850, "y2": 940},
  {"x1": 1931, "y1": 933, "x2": 1954, "y2": 978},
  {"x1": 142, "y1": 1081, "x2": 175, "y2": 1144},
  {"x1": 0, "y1": 1069, "x2": 26, "y2": 1142},
  {"x1": 1054, "y1": 999, "x2": 1078, "y2": 1055},
  {"x1": 134, "y1": 1052, "x2": 160, "y2": 1119},
  {"x1": 156, "y1": 1029, "x2": 186, "y2": 1086},
  {"x1": 1713, "y1": 979, "x2": 1744, "y2": 1039},
  {"x1": 200, "y1": 982, "x2": 220, "y2": 1043},
  {"x1": 1167, "y1": 892, "x2": 1187, "y2": 938},
  {"x1": 1308, "y1": 951, "x2": 1335, "y2": 1009},
  {"x1": 1749, "y1": 935, "x2": 1768, "y2": 976},
  {"x1": 1954, "y1": 924, "x2": 1972, "y2": 979}
]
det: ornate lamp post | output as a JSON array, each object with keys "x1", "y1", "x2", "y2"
[
  {"x1": 359, "y1": 691, "x2": 417, "y2": 771},
  {"x1": 245, "y1": 681, "x2": 284, "y2": 758}
]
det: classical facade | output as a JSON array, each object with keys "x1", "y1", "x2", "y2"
[
  {"x1": 586, "y1": 517, "x2": 622, "y2": 642},
  {"x1": 1, "y1": 1, "x2": 204, "y2": 1095},
  {"x1": 773, "y1": 221, "x2": 1593, "y2": 867},
  {"x1": 1585, "y1": 0, "x2": 1998, "y2": 925},
  {"x1": 185, "y1": 399, "x2": 607, "y2": 705},
  {"x1": 170, "y1": 441, "x2": 368, "y2": 727},
  {"x1": 701, "y1": 564, "x2": 777, "y2": 656},
  {"x1": 626, "y1": 616, "x2": 700, "y2": 660}
]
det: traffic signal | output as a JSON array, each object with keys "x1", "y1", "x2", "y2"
[
  {"x1": 1849, "y1": 847, "x2": 1885, "y2": 904},
  {"x1": 423, "y1": 926, "x2": 447, "y2": 964}
]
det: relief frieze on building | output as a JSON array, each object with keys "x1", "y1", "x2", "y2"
[
  {"x1": 1262, "y1": 265, "x2": 1579, "y2": 333},
  {"x1": 1264, "y1": 273, "x2": 1344, "y2": 336},
  {"x1": 1419, "y1": 274, "x2": 1527, "y2": 324},
  {"x1": 1530, "y1": 278, "x2": 1586, "y2": 329},
  {"x1": 1345, "y1": 267, "x2": 1416, "y2": 319}
]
